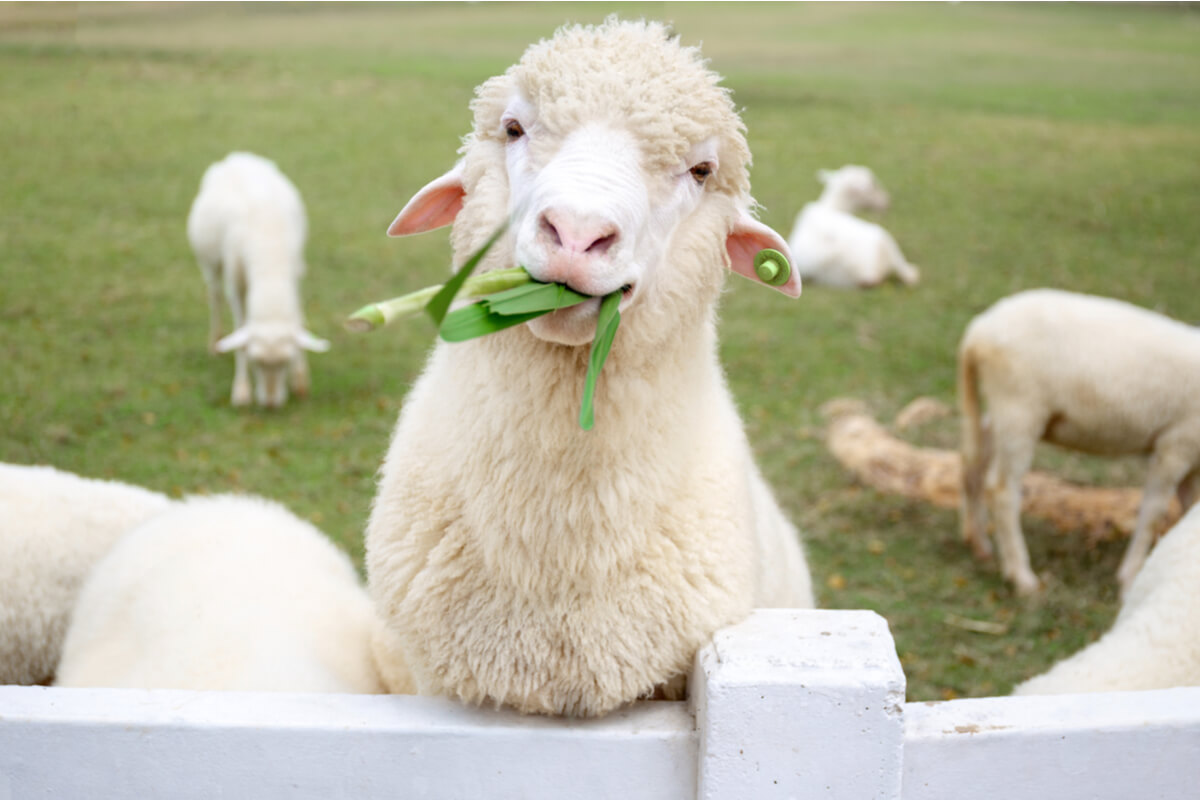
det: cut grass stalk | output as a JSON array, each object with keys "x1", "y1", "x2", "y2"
[{"x1": 345, "y1": 266, "x2": 531, "y2": 332}]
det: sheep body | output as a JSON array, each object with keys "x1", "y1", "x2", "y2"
[
  {"x1": 187, "y1": 151, "x2": 328, "y2": 408},
  {"x1": 0, "y1": 463, "x2": 172, "y2": 685},
  {"x1": 55, "y1": 494, "x2": 384, "y2": 694},
  {"x1": 959, "y1": 289, "x2": 1200, "y2": 594},
  {"x1": 1014, "y1": 502, "x2": 1200, "y2": 694},
  {"x1": 367, "y1": 19, "x2": 813, "y2": 718},
  {"x1": 786, "y1": 165, "x2": 919, "y2": 288}
]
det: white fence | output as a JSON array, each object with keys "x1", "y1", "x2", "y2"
[{"x1": 2, "y1": 610, "x2": 1197, "y2": 799}]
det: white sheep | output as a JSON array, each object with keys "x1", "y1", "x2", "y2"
[
  {"x1": 187, "y1": 151, "x2": 329, "y2": 408},
  {"x1": 958, "y1": 288, "x2": 1200, "y2": 595},
  {"x1": 1013, "y1": 502, "x2": 1200, "y2": 694},
  {"x1": 366, "y1": 18, "x2": 815, "y2": 718},
  {"x1": 786, "y1": 164, "x2": 919, "y2": 288},
  {"x1": 0, "y1": 463, "x2": 172, "y2": 685},
  {"x1": 55, "y1": 494, "x2": 384, "y2": 694}
]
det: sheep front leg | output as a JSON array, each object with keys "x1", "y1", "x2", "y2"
[
  {"x1": 986, "y1": 428, "x2": 1040, "y2": 595},
  {"x1": 1117, "y1": 442, "x2": 1198, "y2": 593},
  {"x1": 231, "y1": 351, "x2": 252, "y2": 407},
  {"x1": 289, "y1": 352, "x2": 311, "y2": 398}
]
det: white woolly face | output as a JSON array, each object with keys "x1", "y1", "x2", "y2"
[
  {"x1": 502, "y1": 95, "x2": 719, "y2": 346},
  {"x1": 823, "y1": 165, "x2": 890, "y2": 213}
]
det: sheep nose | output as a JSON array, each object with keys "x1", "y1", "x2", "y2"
[{"x1": 539, "y1": 210, "x2": 619, "y2": 258}]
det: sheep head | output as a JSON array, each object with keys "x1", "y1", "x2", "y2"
[
  {"x1": 389, "y1": 18, "x2": 798, "y2": 348},
  {"x1": 817, "y1": 165, "x2": 891, "y2": 213},
  {"x1": 215, "y1": 322, "x2": 329, "y2": 407}
]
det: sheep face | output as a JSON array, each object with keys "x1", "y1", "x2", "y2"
[
  {"x1": 819, "y1": 165, "x2": 891, "y2": 213},
  {"x1": 215, "y1": 322, "x2": 329, "y2": 408},
  {"x1": 388, "y1": 18, "x2": 799, "y2": 348}
]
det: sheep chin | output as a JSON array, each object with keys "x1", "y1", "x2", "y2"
[{"x1": 526, "y1": 298, "x2": 602, "y2": 346}]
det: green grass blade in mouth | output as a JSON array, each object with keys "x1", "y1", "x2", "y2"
[
  {"x1": 483, "y1": 282, "x2": 591, "y2": 316},
  {"x1": 425, "y1": 223, "x2": 509, "y2": 329},
  {"x1": 439, "y1": 302, "x2": 546, "y2": 343},
  {"x1": 579, "y1": 291, "x2": 622, "y2": 431}
]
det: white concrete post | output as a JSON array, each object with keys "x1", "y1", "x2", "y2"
[{"x1": 691, "y1": 609, "x2": 906, "y2": 800}]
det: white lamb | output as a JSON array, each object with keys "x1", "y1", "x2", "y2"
[
  {"x1": 958, "y1": 289, "x2": 1200, "y2": 595},
  {"x1": 55, "y1": 494, "x2": 384, "y2": 694},
  {"x1": 366, "y1": 18, "x2": 815, "y2": 718},
  {"x1": 1014, "y1": 502, "x2": 1200, "y2": 694},
  {"x1": 187, "y1": 151, "x2": 329, "y2": 408},
  {"x1": 0, "y1": 463, "x2": 172, "y2": 685},
  {"x1": 786, "y1": 164, "x2": 919, "y2": 288}
]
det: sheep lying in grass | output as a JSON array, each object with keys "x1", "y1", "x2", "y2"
[
  {"x1": 786, "y1": 164, "x2": 919, "y2": 288},
  {"x1": 1014, "y1": 502, "x2": 1200, "y2": 694},
  {"x1": 0, "y1": 463, "x2": 172, "y2": 685},
  {"x1": 959, "y1": 289, "x2": 1200, "y2": 595},
  {"x1": 55, "y1": 494, "x2": 384, "y2": 694},
  {"x1": 366, "y1": 18, "x2": 814, "y2": 717},
  {"x1": 187, "y1": 151, "x2": 329, "y2": 408}
]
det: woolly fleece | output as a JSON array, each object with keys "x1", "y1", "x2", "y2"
[
  {"x1": 0, "y1": 463, "x2": 172, "y2": 685},
  {"x1": 55, "y1": 494, "x2": 384, "y2": 694}
]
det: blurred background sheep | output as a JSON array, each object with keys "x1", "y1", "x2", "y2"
[{"x1": 2, "y1": 2, "x2": 1198, "y2": 702}]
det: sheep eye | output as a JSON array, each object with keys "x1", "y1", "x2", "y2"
[
  {"x1": 689, "y1": 162, "x2": 713, "y2": 184},
  {"x1": 504, "y1": 120, "x2": 525, "y2": 140}
]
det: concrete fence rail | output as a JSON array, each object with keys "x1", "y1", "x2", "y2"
[{"x1": 2, "y1": 609, "x2": 1197, "y2": 799}]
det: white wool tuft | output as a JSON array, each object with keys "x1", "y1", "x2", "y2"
[
  {"x1": 0, "y1": 463, "x2": 172, "y2": 685},
  {"x1": 55, "y1": 494, "x2": 384, "y2": 694}
]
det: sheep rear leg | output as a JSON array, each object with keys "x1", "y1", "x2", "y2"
[
  {"x1": 198, "y1": 257, "x2": 224, "y2": 353},
  {"x1": 985, "y1": 420, "x2": 1040, "y2": 595},
  {"x1": 1117, "y1": 441, "x2": 1199, "y2": 593},
  {"x1": 960, "y1": 416, "x2": 993, "y2": 561}
]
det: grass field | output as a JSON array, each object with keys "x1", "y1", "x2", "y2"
[{"x1": 2, "y1": 2, "x2": 1198, "y2": 701}]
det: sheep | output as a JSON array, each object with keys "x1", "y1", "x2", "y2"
[
  {"x1": 365, "y1": 18, "x2": 815, "y2": 718},
  {"x1": 1013, "y1": 502, "x2": 1200, "y2": 695},
  {"x1": 785, "y1": 164, "x2": 920, "y2": 288},
  {"x1": 0, "y1": 463, "x2": 172, "y2": 685},
  {"x1": 55, "y1": 494, "x2": 385, "y2": 694},
  {"x1": 187, "y1": 151, "x2": 329, "y2": 408},
  {"x1": 959, "y1": 288, "x2": 1200, "y2": 595}
]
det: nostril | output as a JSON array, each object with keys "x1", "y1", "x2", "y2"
[
  {"x1": 587, "y1": 232, "x2": 618, "y2": 256},
  {"x1": 539, "y1": 214, "x2": 562, "y2": 248}
]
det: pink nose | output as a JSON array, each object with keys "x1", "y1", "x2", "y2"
[{"x1": 539, "y1": 210, "x2": 619, "y2": 258}]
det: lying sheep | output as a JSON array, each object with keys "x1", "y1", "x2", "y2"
[
  {"x1": 1014, "y1": 502, "x2": 1200, "y2": 694},
  {"x1": 187, "y1": 151, "x2": 329, "y2": 408},
  {"x1": 55, "y1": 494, "x2": 384, "y2": 694},
  {"x1": 786, "y1": 164, "x2": 919, "y2": 288},
  {"x1": 959, "y1": 289, "x2": 1200, "y2": 595},
  {"x1": 0, "y1": 463, "x2": 172, "y2": 685},
  {"x1": 366, "y1": 18, "x2": 815, "y2": 717}
]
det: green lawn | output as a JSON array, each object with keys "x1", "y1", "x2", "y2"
[{"x1": 3, "y1": 2, "x2": 1198, "y2": 701}]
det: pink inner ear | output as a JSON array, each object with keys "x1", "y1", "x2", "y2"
[
  {"x1": 725, "y1": 214, "x2": 802, "y2": 298},
  {"x1": 387, "y1": 168, "x2": 466, "y2": 237}
]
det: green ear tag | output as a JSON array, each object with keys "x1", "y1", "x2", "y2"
[{"x1": 753, "y1": 248, "x2": 791, "y2": 286}]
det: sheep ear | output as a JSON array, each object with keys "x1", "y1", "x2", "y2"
[
  {"x1": 387, "y1": 162, "x2": 466, "y2": 237},
  {"x1": 725, "y1": 211, "x2": 802, "y2": 298},
  {"x1": 215, "y1": 326, "x2": 252, "y2": 353},
  {"x1": 295, "y1": 329, "x2": 331, "y2": 353}
]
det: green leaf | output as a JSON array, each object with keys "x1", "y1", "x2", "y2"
[
  {"x1": 426, "y1": 223, "x2": 509, "y2": 329},
  {"x1": 579, "y1": 291, "x2": 622, "y2": 431},
  {"x1": 484, "y1": 282, "x2": 591, "y2": 316},
  {"x1": 439, "y1": 301, "x2": 546, "y2": 343}
]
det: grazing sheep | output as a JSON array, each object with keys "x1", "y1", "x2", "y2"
[
  {"x1": 959, "y1": 289, "x2": 1200, "y2": 595},
  {"x1": 187, "y1": 151, "x2": 329, "y2": 408},
  {"x1": 0, "y1": 463, "x2": 172, "y2": 685},
  {"x1": 55, "y1": 494, "x2": 384, "y2": 694},
  {"x1": 1014, "y1": 502, "x2": 1200, "y2": 695},
  {"x1": 366, "y1": 18, "x2": 814, "y2": 718},
  {"x1": 786, "y1": 164, "x2": 919, "y2": 288}
]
